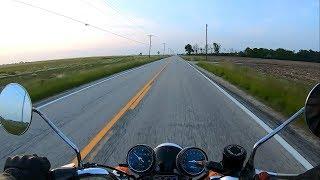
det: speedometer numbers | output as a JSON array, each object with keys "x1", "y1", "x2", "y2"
[
  {"x1": 127, "y1": 144, "x2": 156, "y2": 174},
  {"x1": 176, "y1": 147, "x2": 208, "y2": 177}
]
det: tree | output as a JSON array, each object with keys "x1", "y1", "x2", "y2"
[
  {"x1": 157, "y1": 51, "x2": 160, "y2": 55},
  {"x1": 184, "y1": 44, "x2": 194, "y2": 55},
  {"x1": 213, "y1": 43, "x2": 221, "y2": 54},
  {"x1": 244, "y1": 47, "x2": 252, "y2": 56},
  {"x1": 237, "y1": 47, "x2": 319, "y2": 62}
]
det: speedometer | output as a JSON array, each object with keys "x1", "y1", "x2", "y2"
[
  {"x1": 176, "y1": 147, "x2": 208, "y2": 177},
  {"x1": 127, "y1": 144, "x2": 155, "y2": 174}
]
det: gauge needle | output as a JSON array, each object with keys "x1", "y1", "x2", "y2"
[
  {"x1": 133, "y1": 152, "x2": 144, "y2": 163},
  {"x1": 188, "y1": 160, "x2": 197, "y2": 163},
  {"x1": 188, "y1": 160, "x2": 203, "y2": 166}
]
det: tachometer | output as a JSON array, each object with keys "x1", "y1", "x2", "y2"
[
  {"x1": 127, "y1": 144, "x2": 155, "y2": 174},
  {"x1": 176, "y1": 147, "x2": 208, "y2": 177}
]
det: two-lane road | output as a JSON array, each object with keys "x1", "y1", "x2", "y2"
[{"x1": 0, "y1": 56, "x2": 312, "y2": 174}]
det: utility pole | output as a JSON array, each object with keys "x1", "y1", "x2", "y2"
[
  {"x1": 163, "y1": 43, "x2": 166, "y2": 55},
  {"x1": 205, "y1": 24, "x2": 208, "y2": 61},
  {"x1": 147, "y1": 35, "x2": 153, "y2": 58}
]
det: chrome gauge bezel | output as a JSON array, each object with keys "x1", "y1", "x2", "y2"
[
  {"x1": 126, "y1": 144, "x2": 156, "y2": 174},
  {"x1": 176, "y1": 147, "x2": 208, "y2": 177}
]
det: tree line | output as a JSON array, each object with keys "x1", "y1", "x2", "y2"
[
  {"x1": 185, "y1": 43, "x2": 222, "y2": 55},
  {"x1": 184, "y1": 43, "x2": 320, "y2": 62}
]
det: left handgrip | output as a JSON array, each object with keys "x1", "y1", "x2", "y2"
[{"x1": 49, "y1": 167, "x2": 79, "y2": 180}]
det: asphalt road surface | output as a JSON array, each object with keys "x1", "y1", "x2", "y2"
[{"x1": 0, "y1": 56, "x2": 314, "y2": 174}]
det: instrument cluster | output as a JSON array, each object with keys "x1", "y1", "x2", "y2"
[
  {"x1": 127, "y1": 144, "x2": 156, "y2": 174},
  {"x1": 176, "y1": 147, "x2": 208, "y2": 176},
  {"x1": 126, "y1": 144, "x2": 208, "y2": 177}
]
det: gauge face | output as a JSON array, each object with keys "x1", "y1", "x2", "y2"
[
  {"x1": 176, "y1": 147, "x2": 208, "y2": 177},
  {"x1": 127, "y1": 144, "x2": 155, "y2": 174}
]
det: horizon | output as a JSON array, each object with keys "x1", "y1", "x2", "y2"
[{"x1": 0, "y1": 0, "x2": 319, "y2": 64}]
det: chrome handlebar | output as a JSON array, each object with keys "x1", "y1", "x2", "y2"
[
  {"x1": 77, "y1": 167, "x2": 110, "y2": 177},
  {"x1": 255, "y1": 169, "x2": 298, "y2": 178},
  {"x1": 208, "y1": 169, "x2": 298, "y2": 179}
]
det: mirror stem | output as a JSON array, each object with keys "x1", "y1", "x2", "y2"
[
  {"x1": 32, "y1": 108, "x2": 82, "y2": 167},
  {"x1": 243, "y1": 107, "x2": 304, "y2": 174}
]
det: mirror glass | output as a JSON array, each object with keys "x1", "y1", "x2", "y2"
[
  {"x1": 305, "y1": 83, "x2": 320, "y2": 138},
  {"x1": 0, "y1": 83, "x2": 32, "y2": 135}
]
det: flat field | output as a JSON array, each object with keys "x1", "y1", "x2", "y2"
[
  {"x1": 0, "y1": 55, "x2": 166, "y2": 101},
  {"x1": 183, "y1": 55, "x2": 320, "y2": 86}
]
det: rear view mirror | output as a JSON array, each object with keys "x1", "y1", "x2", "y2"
[
  {"x1": 305, "y1": 83, "x2": 320, "y2": 138},
  {"x1": 0, "y1": 83, "x2": 32, "y2": 135},
  {"x1": 0, "y1": 83, "x2": 82, "y2": 166}
]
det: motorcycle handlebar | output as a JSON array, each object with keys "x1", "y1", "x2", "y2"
[
  {"x1": 77, "y1": 167, "x2": 110, "y2": 177},
  {"x1": 255, "y1": 169, "x2": 298, "y2": 178},
  {"x1": 50, "y1": 166, "x2": 300, "y2": 179},
  {"x1": 50, "y1": 167, "x2": 110, "y2": 179}
]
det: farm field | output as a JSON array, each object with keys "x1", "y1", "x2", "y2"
[
  {"x1": 0, "y1": 55, "x2": 166, "y2": 101},
  {"x1": 182, "y1": 55, "x2": 320, "y2": 86}
]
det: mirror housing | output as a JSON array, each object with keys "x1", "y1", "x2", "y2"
[
  {"x1": 305, "y1": 83, "x2": 320, "y2": 138},
  {"x1": 0, "y1": 83, "x2": 32, "y2": 135}
]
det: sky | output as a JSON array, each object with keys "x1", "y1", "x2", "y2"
[{"x1": 0, "y1": 0, "x2": 319, "y2": 64}]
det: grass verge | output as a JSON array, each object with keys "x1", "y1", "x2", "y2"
[
  {"x1": 0, "y1": 55, "x2": 166, "y2": 102},
  {"x1": 197, "y1": 61, "x2": 310, "y2": 117}
]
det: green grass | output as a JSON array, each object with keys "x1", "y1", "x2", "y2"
[
  {"x1": 197, "y1": 61, "x2": 311, "y2": 117},
  {"x1": 0, "y1": 118, "x2": 29, "y2": 135},
  {"x1": 0, "y1": 55, "x2": 166, "y2": 102}
]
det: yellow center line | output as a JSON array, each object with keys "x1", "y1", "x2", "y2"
[
  {"x1": 71, "y1": 61, "x2": 169, "y2": 164},
  {"x1": 129, "y1": 84, "x2": 152, "y2": 109}
]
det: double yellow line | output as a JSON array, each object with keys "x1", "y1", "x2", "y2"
[{"x1": 72, "y1": 61, "x2": 169, "y2": 164}]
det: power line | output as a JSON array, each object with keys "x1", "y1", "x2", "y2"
[
  {"x1": 79, "y1": 0, "x2": 147, "y2": 41},
  {"x1": 102, "y1": 0, "x2": 164, "y2": 47},
  {"x1": 79, "y1": 0, "x2": 111, "y2": 18},
  {"x1": 11, "y1": 0, "x2": 148, "y2": 45},
  {"x1": 103, "y1": 0, "x2": 148, "y2": 34}
]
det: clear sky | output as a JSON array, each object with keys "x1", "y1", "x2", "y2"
[{"x1": 0, "y1": 0, "x2": 319, "y2": 64}]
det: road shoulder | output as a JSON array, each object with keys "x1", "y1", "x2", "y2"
[{"x1": 186, "y1": 60, "x2": 320, "y2": 166}]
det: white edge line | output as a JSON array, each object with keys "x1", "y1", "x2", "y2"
[
  {"x1": 37, "y1": 61, "x2": 160, "y2": 109},
  {"x1": 186, "y1": 61, "x2": 313, "y2": 170}
]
